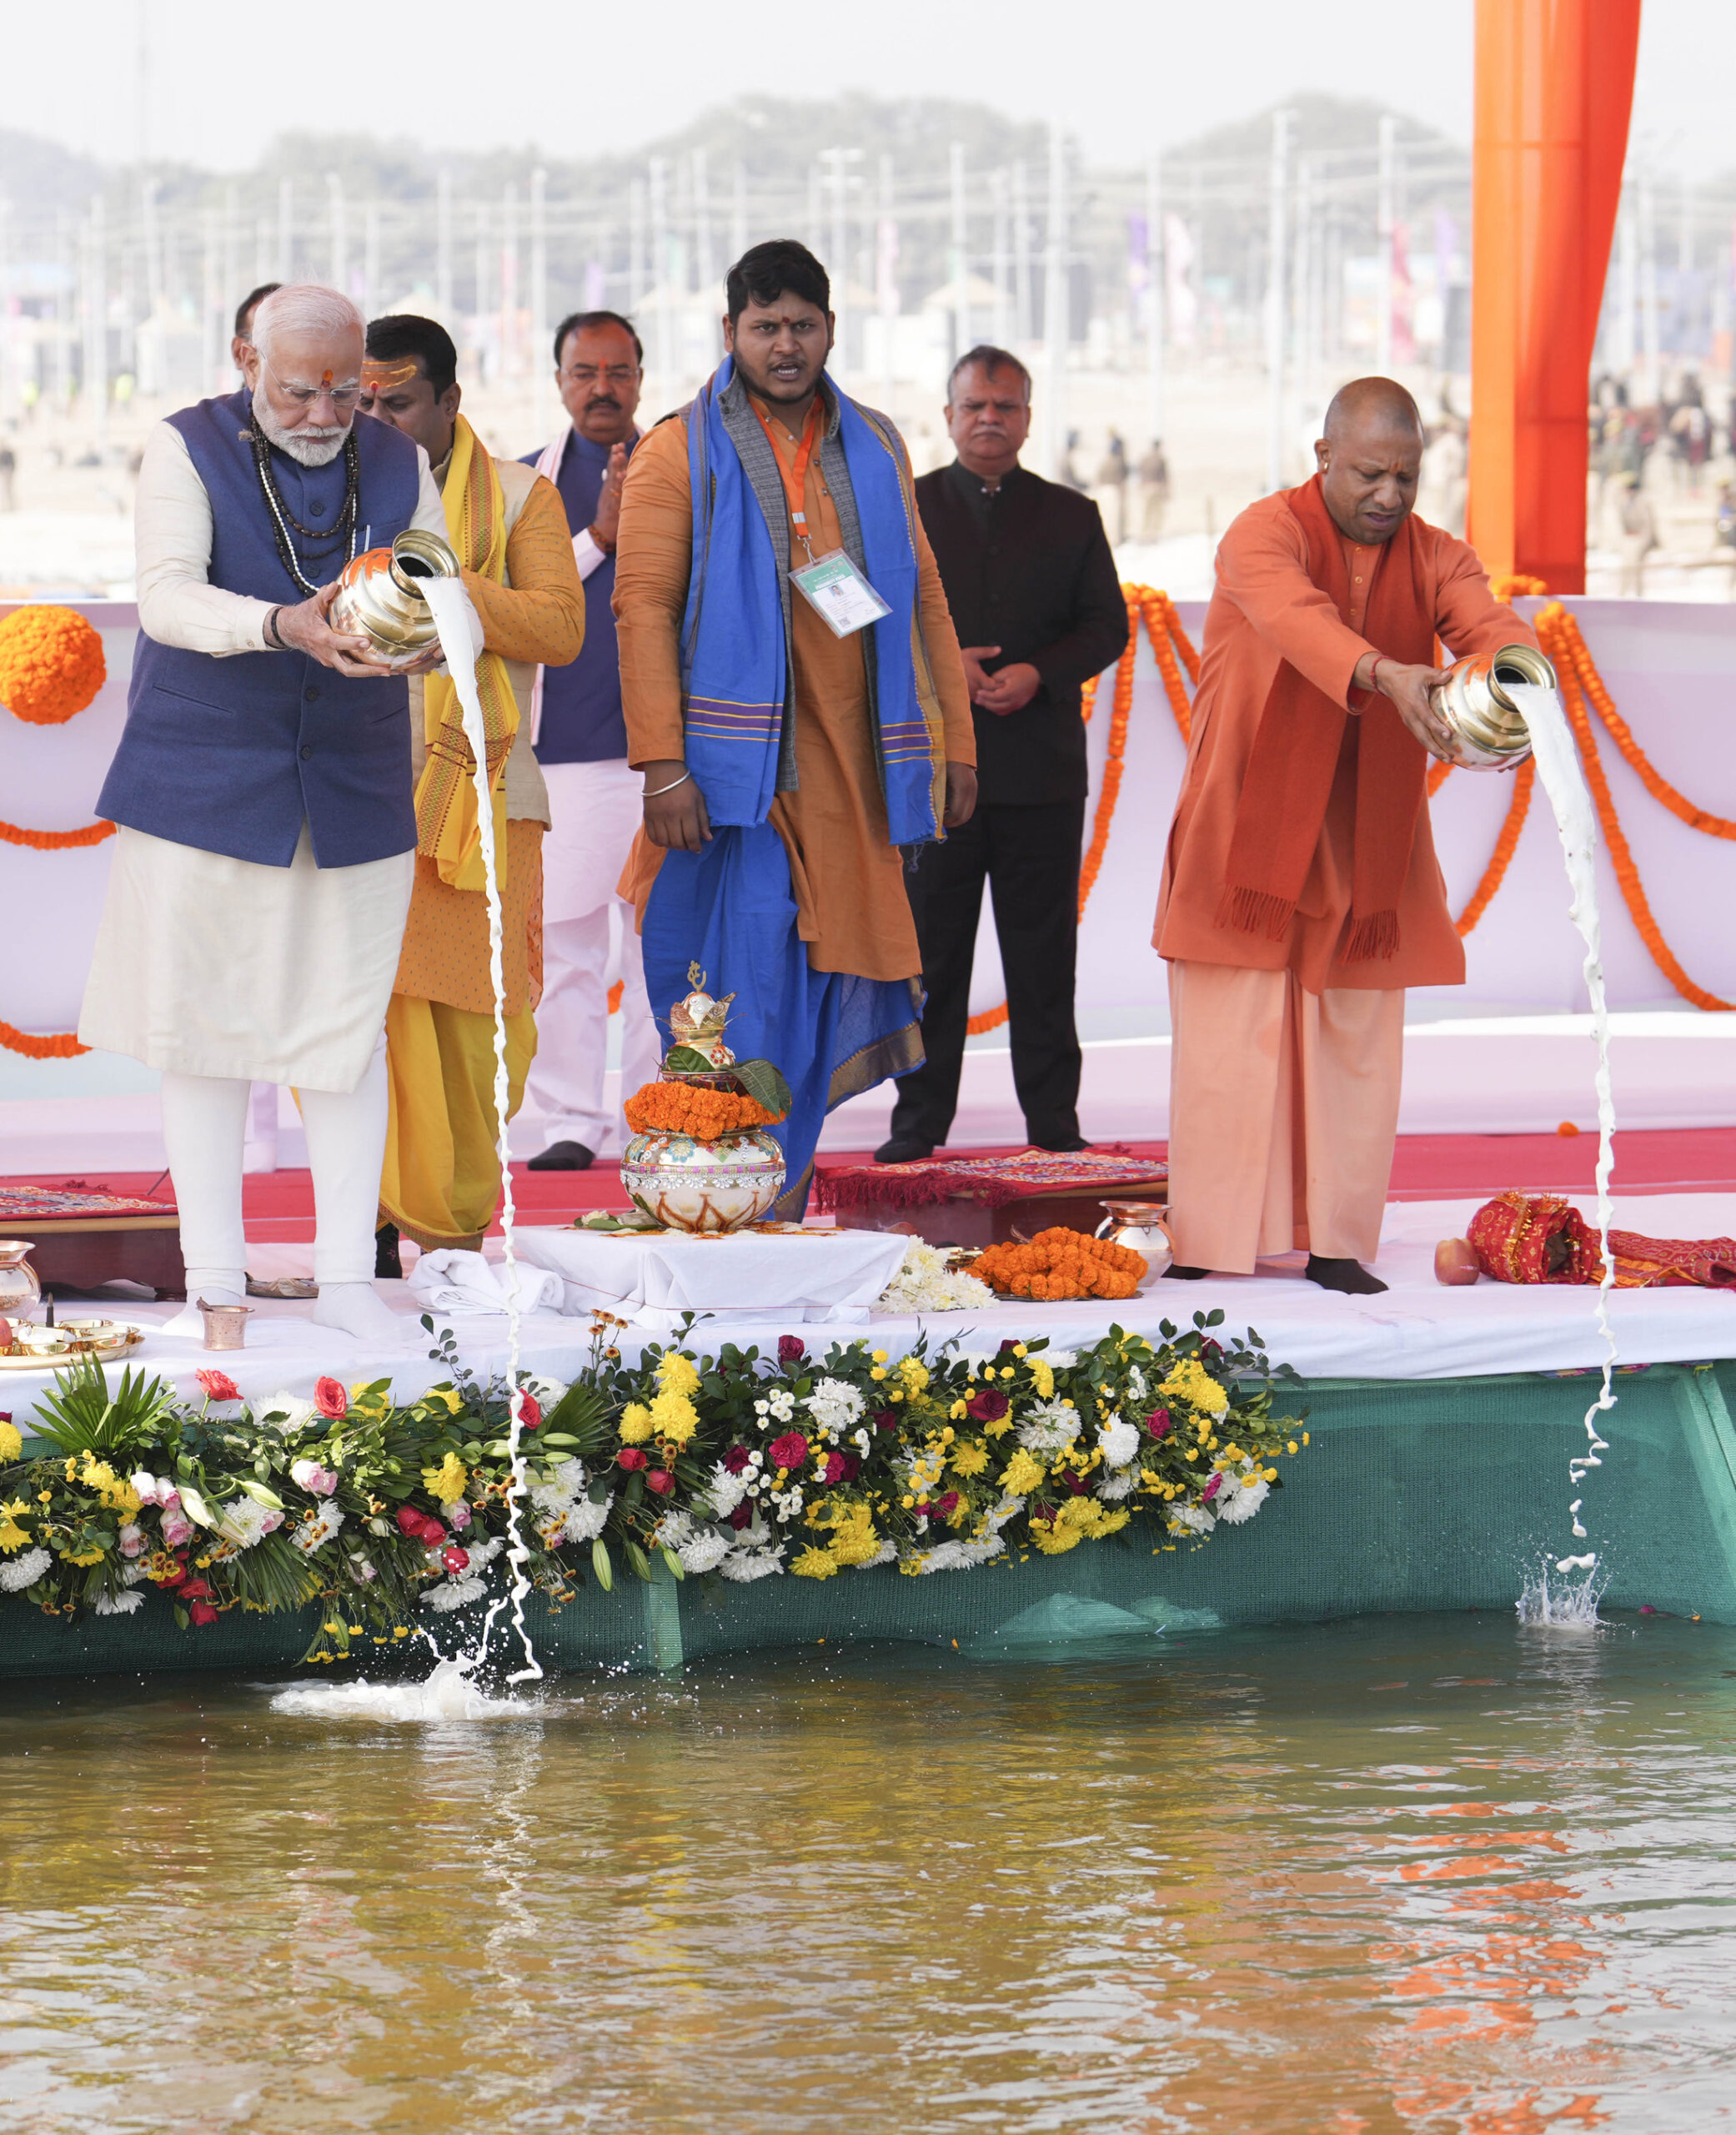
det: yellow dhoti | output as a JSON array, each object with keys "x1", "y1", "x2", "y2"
[
  {"x1": 1165, "y1": 959, "x2": 1403, "y2": 1275},
  {"x1": 380, "y1": 821, "x2": 544, "y2": 1251}
]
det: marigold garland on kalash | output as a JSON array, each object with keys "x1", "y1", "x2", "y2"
[{"x1": 623, "y1": 1081, "x2": 785, "y2": 1139}]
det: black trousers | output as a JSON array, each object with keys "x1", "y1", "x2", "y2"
[{"x1": 890, "y1": 796, "x2": 1086, "y2": 1149}]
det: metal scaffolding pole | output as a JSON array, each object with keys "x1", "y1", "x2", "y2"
[
  {"x1": 1146, "y1": 149, "x2": 1164, "y2": 444},
  {"x1": 649, "y1": 158, "x2": 674, "y2": 395},
  {"x1": 437, "y1": 168, "x2": 453, "y2": 317},
  {"x1": 948, "y1": 141, "x2": 967, "y2": 366},
  {"x1": 1041, "y1": 123, "x2": 1067, "y2": 480},
  {"x1": 1377, "y1": 113, "x2": 1396, "y2": 373},
  {"x1": 1267, "y1": 109, "x2": 1291, "y2": 491},
  {"x1": 991, "y1": 167, "x2": 1011, "y2": 349},
  {"x1": 877, "y1": 153, "x2": 898, "y2": 409},
  {"x1": 530, "y1": 167, "x2": 548, "y2": 431},
  {"x1": 1011, "y1": 158, "x2": 1032, "y2": 345},
  {"x1": 83, "y1": 194, "x2": 108, "y2": 450},
  {"x1": 278, "y1": 178, "x2": 294, "y2": 283}
]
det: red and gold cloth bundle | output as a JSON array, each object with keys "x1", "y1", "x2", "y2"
[{"x1": 1467, "y1": 1190, "x2": 1736, "y2": 1290}]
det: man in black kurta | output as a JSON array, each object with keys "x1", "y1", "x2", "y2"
[{"x1": 878, "y1": 346, "x2": 1129, "y2": 1160}]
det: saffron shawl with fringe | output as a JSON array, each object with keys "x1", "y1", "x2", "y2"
[{"x1": 1217, "y1": 475, "x2": 1433, "y2": 962}]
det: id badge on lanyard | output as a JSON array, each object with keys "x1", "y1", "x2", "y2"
[
  {"x1": 790, "y1": 548, "x2": 892, "y2": 638},
  {"x1": 757, "y1": 397, "x2": 893, "y2": 639}
]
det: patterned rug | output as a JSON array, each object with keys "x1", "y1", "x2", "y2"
[
  {"x1": 815, "y1": 1148, "x2": 1169, "y2": 1213},
  {"x1": 0, "y1": 1185, "x2": 176, "y2": 1221}
]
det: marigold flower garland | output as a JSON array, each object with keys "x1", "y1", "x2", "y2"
[
  {"x1": 0, "y1": 1315, "x2": 1309, "y2": 1641},
  {"x1": 0, "y1": 816, "x2": 115, "y2": 851},
  {"x1": 623, "y1": 1080, "x2": 784, "y2": 1138},
  {"x1": 0, "y1": 605, "x2": 107, "y2": 726}
]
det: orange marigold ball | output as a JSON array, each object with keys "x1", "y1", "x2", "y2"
[{"x1": 0, "y1": 605, "x2": 108, "y2": 726}]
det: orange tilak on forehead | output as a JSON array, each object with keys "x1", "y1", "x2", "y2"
[{"x1": 361, "y1": 358, "x2": 419, "y2": 391}]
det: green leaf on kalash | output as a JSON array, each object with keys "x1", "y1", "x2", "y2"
[
  {"x1": 663, "y1": 1045, "x2": 718, "y2": 1076},
  {"x1": 728, "y1": 1057, "x2": 793, "y2": 1120}
]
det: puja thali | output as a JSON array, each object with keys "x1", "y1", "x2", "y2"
[{"x1": 0, "y1": 1319, "x2": 148, "y2": 1371}]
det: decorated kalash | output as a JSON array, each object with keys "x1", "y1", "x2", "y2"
[{"x1": 614, "y1": 965, "x2": 794, "y2": 1233}]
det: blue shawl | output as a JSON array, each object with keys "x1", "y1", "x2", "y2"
[{"x1": 679, "y1": 357, "x2": 939, "y2": 843}]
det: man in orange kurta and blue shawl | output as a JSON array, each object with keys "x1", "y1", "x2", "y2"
[
  {"x1": 612, "y1": 239, "x2": 976, "y2": 1216},
  {"x1": 1155, "y1": 379, "x2": 1536, "y2": 1293}
]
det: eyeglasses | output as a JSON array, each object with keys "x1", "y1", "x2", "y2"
[
  {"x1": 265, "y1": 362, "x2": 363, "y2": 411},
  {"x1": 560, "y1": 364, "x2": 640, "y2": 387}
]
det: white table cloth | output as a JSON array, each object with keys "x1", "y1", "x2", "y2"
[{"x1": 512, "y1": 1224, "x2": 912, "y2": 1331}]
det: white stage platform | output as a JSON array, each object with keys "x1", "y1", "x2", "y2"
[{"x1": 6, "y1": 1193, "x2": 1733, "y2": 1419}]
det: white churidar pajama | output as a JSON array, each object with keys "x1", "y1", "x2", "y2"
[{"x1": 527, "y1": 757, "x2": 662, "y2": 1153}]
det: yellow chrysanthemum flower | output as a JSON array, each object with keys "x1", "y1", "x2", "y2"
[
  {"x1": 421, "y1": 1452, "x2": 469, "y2": 1506},
  {"x1": 950, "y1": 1439, "x2": 990, "y2": 1478},
  {"x1": 1031, "y1": 1520, "x2": 1083, "y2": 1556},
  {"x1": 655, "y1": 1351, "x2": 700, "y2": 1399},
  {"x1": 56, "y1": 1543, "x2": 108, "y2": 1565},
  {"x1": 792, "y1": 1545, "x2": 840, "y2": 1580},
  {"x1": 1158, "y1": 1358, "x2": 1229, "y2": 1415},
  {"x1": 0, "y1": 1499, "x2": 33, "y2": 1554},
  {"x1": 618, "y1": 1403, "x2": 654, "y2": 1444},
  {"x1": 1001, "y1": 1449, "x2": 1046, "y2": 1495},
  {"x1": 0, "y1": 1420, "x2": 23, "y2": 1464},
  {"x1": 649, "y1": 1388, "x2": 699, "y2": 1445},
  {"x1": 78, "y1": 1456, "x2": 142, "y2": 1515},
  {"x1": 898, "y1": 1357, "x2": 930, "y2": 1394},
  {"x1": 1026, "y1": 1358, "x2": 1055, "y2": 1400}
]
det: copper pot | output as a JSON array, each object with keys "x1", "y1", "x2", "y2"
[
  {"x1": 1428, "y1": 642, "x2": 1558, "y2": 771},
  {"x1": 328, "y1": 528, "x2": 461, "y2": 666},
  {"x1": 0, "y1": 1239, "x2": 42, "y2": 1324}
]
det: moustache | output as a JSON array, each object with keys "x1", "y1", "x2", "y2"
[{"x1": 585, "y1": 398, "x2": 621, "y2": 411}]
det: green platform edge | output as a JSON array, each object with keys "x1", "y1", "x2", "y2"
[{"x1": 8, "y1": 1363, "x2": 1736, "y2": 1680}]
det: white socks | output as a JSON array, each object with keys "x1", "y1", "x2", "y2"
[{"x1": 160, "y1": 1040, "x2": 407, "y2": 1345}]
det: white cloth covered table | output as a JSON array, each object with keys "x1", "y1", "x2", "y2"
[{"x1": 512, "y1": 1224, "x2": 913, "y2": 1330}]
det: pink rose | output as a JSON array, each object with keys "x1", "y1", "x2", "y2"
[
  {"x1": 646, "y1": 1469, "x2": 675, "y2": 1495},
  {"x1": 314, "y1": 1377, "x2": 348, "y2": 1419},
  {"x1": 160, "y1": 1511, "x2": 193, "y2": 1548},
  {"x1": 118, "y1": 1524, "x2": 145, "y2": 1558},
  {"x1": 1202, "y1": 1473, "x2": 1223, "y2": 1504},
  {"x1": 196, "y1": 1369, "x2": 240, "y2": 1403},
  {"x1": 448, "y1": 1500, "x2": 472, "y2": 1530}
]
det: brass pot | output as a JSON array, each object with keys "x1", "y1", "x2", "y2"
[
  {"x1": 1428, "y1": 642, "x2": 1558, "y2": 771},
  {"x1": 328, "y1": 528, "x2": 461, "y2": 666},
  {"x1": 620, "y1": 1129, "x2": 787, "y2": 1234}
]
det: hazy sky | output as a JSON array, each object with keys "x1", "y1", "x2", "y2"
[{"x1": 8, "y1": 0, "x2": 1733, "y2": 178}]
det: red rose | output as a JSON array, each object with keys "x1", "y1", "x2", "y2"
[
  {"x1": 1145, "y1": 1407, "x2": 1172, "y2": 1439},
  {"x1": 188, "y1": 1600, "x2": 219, "y2": 1625},
  {"x1": 617, "y1": 1446, "x2": 648, "y2": 1470},
  {"x1": 395, "y1": 1506, "x2": 425, "y2": 1537},
  {"x1": 768, "y1": 1430, "x2": 808, "y2": 1473},
  {"x1": 314, "y1": 1377, "x2": 348, "y2": 1419},
  {"x1": 728, "y1": 1501, "x2": 755, "y2": 1530},
  {"x1": 1201, "y1": 1339, "x2": 1224, "y2": 1365},
  {"x1": 874, "y1": 1408, "x2": 898, "y2": 1433},
  {"x1": 840, "y1": 1452, "x2": 861, "y2": 1482},
  {"x1": 178, "y1": 1577, "x2": 213, "y2": 1601},
  {"x1": 777, "y1": 1336, "x2": 806, "y2": 1365},
  {"x1": 821, "y1": 1451, "x2": 847, "y2": 1485},
  {"x1": 441, "y1": 1545, "x2": 471, "y2": 1574},
  {"x1": 934, "y1": 1489, "x2": 960, "y2": 1517},
  {"x1": 1060, "y1": 1469, "x2": 1087, "y2": 1496},
  {"x1": 723, "y1": 1444, "x2": 751, "y2": 1474},
  {"x1": 646, "y1": 1469, "x2": 675, "y2": 1495},
  {"x1": 516, "y1": 1394, "x2": 541, "y2": 1430},
  {"x1": 965, "y1": 1388, "x2": 1009, "y2": 1424},
  {"x1": 195, "y1": 1369, "x2": 240, "y2": 1403},
  {"x1": 1202, "y1": 1472, "x2": 1223, "y2": 1503},
  {"x1": 998, "y1": 1339, "x2": 1020, "y2": 1354}
]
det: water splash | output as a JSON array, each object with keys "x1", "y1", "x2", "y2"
[
  {"x1": 1516, "y1": 1559, "x2": 1608, "y2": 1632},
  {"x1": 268, "y1": 1657, "x2": 529, "y2": 1721},
  {"x1": 420, "y1": 576, "x2": 541, "y2": 1688},
  {"x1": 1510, "y1": 680, "x2": 1617, "y2": 1591}
]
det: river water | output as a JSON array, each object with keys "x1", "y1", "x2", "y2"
[{"x1": 6, "y1": 1611, "x2": 1736, "y2": 2132}]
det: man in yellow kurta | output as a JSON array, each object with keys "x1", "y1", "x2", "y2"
[
  {"x1": 359, "y1": 314, "x2": 585, "y2": 1255},
  {"x1": 612, "y1": 240, "x2": 976, "y2": 1215}
]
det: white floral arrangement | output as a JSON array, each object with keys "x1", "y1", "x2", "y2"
[{"x1": 873, "y1": 1238, "x2": 996, "y2": 1314}]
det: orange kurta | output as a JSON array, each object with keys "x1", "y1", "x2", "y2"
[
  {"x1": 1155, "y1": 494, "x2": 1533, "y2": 992},
  {"x1": 612, "y1": 390, "x2": 974, "y2": 983}
]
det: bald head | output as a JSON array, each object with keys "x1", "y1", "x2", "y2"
[{"x1": 1315, "y1": 375, "x2": 1426, "y2": 545}]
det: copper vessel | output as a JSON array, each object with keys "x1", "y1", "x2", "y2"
[
  {"x1": 196, "y1": 1298, "x2": 253, "y2": 1350},
  {"x1": 328, "y1": 528, "x2": 461, "y2": 666},
  {"x1": 1428, "y1": 642, "x2": 1558, "y2": 771},
  {"x1": 0, "y1": 1239, "x2": 42, "y2": 1324}
]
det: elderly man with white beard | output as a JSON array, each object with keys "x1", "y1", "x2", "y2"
[{"x1": 80, "y1": 283, "x2": 451, "y2": 1344}]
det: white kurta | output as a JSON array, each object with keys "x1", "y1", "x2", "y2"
[{"x1": 78, "y1": 417, "x2": 445, "y2": 1092}]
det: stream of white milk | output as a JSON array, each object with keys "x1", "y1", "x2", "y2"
[
  {"x1": 420, "y1": 577, "x2": 542, "y2": 1686},
  {"x1": 1507, "y1": 681, "x2": 1617, "y2": 1625}
]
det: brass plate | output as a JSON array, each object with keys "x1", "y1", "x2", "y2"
[{"x1": 0, "y1": 1320, "x2": 148, "y2": 1371}]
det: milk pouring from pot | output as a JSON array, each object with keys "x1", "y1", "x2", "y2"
[{"x1": 1428, "y1": 641, "x2": 1558, "y2": 770}]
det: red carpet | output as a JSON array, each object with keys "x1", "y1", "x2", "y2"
[{"x1": 7, "y1": 1127, "x2": 1736, "y2": 1243}]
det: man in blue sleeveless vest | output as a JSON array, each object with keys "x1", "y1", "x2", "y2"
[{"x1": 79, "y1": 284, "x2": 450, "y2": 1345}]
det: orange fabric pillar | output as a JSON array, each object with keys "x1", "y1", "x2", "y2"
[{"x1": 1467, "y1": 0, "x2": 1643, "y2": 592}]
